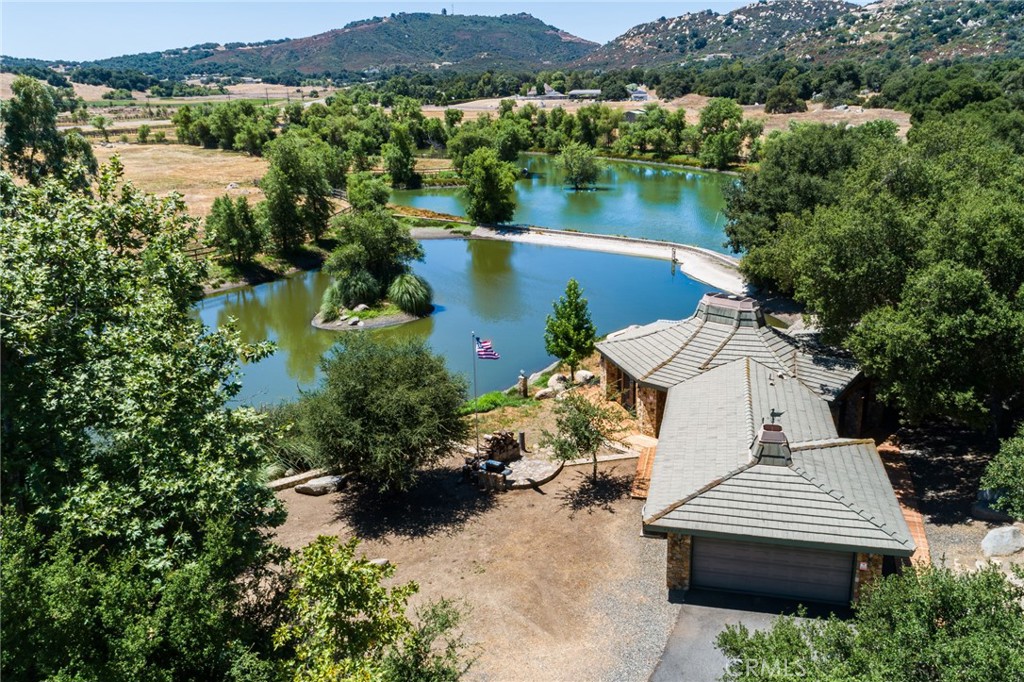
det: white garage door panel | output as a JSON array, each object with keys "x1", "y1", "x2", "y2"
[{"x1": 691, "y1": 537, "x2": 853, "y2": 604}]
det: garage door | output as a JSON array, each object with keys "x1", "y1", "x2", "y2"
[{"x1": 691, "y1": 537, "x2": 853, "y2": 604}]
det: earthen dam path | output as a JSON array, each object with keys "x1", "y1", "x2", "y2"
[{"x1": 469, "y1": 225, "x2": 747, "y2": 296}]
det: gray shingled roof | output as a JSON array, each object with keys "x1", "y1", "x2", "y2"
[
  {"x1": 642, "y1": 358, "x2": 915, "y2": 556},
  {"x1": 597, "y1": 293, "x2": 860, "y2": 401}
]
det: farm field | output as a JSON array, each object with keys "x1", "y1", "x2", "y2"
[{"x1": 92, "y1": 143, "x2": 268, "y2": 218}]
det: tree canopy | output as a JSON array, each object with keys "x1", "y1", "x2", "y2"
[
  {"x1": 460, "y1": 146, "x2": 518, "y2": 225},
  {"x1": 557, "y1": 141, "x2": 602, "y2": 190},
  {"x1": 0, "y1": 75, "x2": 97, "y2": 187},
  {"x1": 1, "y1": 162, "x2": 285, "y2": 679},
  {"x1": 724, "y1": 115, "x2": 1024, "y2": 429},
  {"x1": 717, "y1": 566, "x2": 1024, "y2": 682},
  {"x1": 544, "y1": 278, "x2": 597, "y2": 380},
  {"x1": 300, "y1": 335, "x2": 469, "y2": 493}
]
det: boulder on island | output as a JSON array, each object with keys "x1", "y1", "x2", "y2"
[
  {"x1": 535, "y1": 388, "x2": 556, "y2": 400},
  {"x1": 352, "y1": 303, "x2": 370, "y2": 312}
]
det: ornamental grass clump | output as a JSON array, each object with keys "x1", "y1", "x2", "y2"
[{"x1": 388, "y1": 273, "x2": 433, "y2": 316}]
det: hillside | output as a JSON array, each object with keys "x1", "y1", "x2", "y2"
[
  {"x1": 579, "y1": 0, "x2": 1024, "y2": 69},
  {"x1": 578, "y1": 0, "x2": 857, "y2": 69},
  {"x1": 90, "y1": 13, "x2": 597, "y2": 79}
]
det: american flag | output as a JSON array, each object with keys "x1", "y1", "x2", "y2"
[{"x1": 475, "y1": 336, "x2": 500, "y2": 360}]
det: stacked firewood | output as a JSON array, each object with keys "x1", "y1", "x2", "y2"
[{"x1": 481, "y1": 431, "x2": 521, "y2": 463}]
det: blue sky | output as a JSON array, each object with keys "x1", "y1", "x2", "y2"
[{"x1": 1, "y1": 1, "x2": 770, "y2": 61}]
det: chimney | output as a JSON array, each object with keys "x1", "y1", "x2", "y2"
[{"x1": 752, "y1": 423, "x2": 791, "y2": 466}]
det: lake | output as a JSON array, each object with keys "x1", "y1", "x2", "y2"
[
  {"x1": 197, "y1": 239, "x2": 715, "y2": 406},
  {"x1": 391, "y1": 153, "x2": 732, "y2": 252}
]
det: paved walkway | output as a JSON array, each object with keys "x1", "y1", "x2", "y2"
[
  {"x1": 471, "y1": 226, "x2": 747, "y2": 295},
  {"x1": 878, "y1": 443, "x2": 932, "y2": 567}
]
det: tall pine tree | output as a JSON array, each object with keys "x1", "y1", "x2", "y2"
[{"x1": 544, "y1": 278, "x2": 597, "y2": 380}]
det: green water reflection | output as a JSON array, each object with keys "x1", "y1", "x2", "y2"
[
  {"x1": 392, "y1": 154, "x2": 732, "y2": 252},
  {"x1": 197, "y1": 239, "x2": 716, "y2": 406}
]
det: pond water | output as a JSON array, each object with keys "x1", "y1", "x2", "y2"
[
  {"x1": 197, "y1": 239, "x2": 715, "y2": 406},
  {"x1": 391, "y1": 153, "x2": 732, "y2": 252}
]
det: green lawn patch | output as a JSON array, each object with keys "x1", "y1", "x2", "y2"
[{"x1": 461, "y1": 390, "x2": 533, "y2": 415}]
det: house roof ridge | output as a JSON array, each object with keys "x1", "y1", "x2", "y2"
[
  {"x1": 639, "y1": 316, "x2": 705, "y2": 381},
  {"x1": 697, "y1": 317, "x2": 741, "y2": 371},
  {"x1": 600, "y1": 318, "x2": 687, "y2": 345},
  {"x1": 789, "y1": 457, "x2": 907, "y2": 545},
  {"x1": 643, "y1": 459, "x2": 758, "y2": 526}
]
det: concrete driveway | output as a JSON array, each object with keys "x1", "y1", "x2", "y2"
[{"x1": 649, "y1": 589, "x2": 850, "y2": 682}]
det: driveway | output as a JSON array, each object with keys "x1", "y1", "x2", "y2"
[{"x1": 650, "y1": 589, "x2": 850, "y2": 682}]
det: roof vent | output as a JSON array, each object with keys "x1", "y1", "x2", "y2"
[{"x1": 752, "y1": 423, "x2": 792, "y2": 466}]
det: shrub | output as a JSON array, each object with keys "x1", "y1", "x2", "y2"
[
  {"x1": 319, "y1": 280, "x2": 346, "y2": 322},
  {"x1": 981, "y1": 425, "x2": 1024, "y2": 520},
  {"x1": 387, "y1": 273, "x2": 433, "y2": 316},
  {"x1": 301, "y1": 335, "x2": 469, "y2": 493},
  {"x1": 339, "y1": 268, "x2": 382, "y2": 308}
]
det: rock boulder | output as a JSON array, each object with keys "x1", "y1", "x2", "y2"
[
  {"x1": 295, "y1": 475, "x2": 347, "y2": 496},
  {"x1": 534, "y1": 388, "x2": 556, "y2": 400},
  {"x1": 981, "y1": 525, "x2": 1024, "y2": 557},
  {"x1": 573, "y1": 370, "x2": 596, "y2": 385},
  {"x1": 547, "y1": 373, "x2": 570, "y2": 392},
  {"x1": 353, "y1": 303, "x2": 370, "y2": 312}
]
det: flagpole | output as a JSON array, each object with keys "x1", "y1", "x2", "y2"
[{"x1": 472, "y1": 331, "x2": 480, "y2": 458}]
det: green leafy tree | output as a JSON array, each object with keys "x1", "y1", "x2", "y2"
[
  {"x1": 557, "y1": 141, "x2": 602, "y2": 190},
  {"x1": 542, "y1": 392, "x2": 624, "y2": 480},
  {"x1": 90, "y1": 114, "x2": 112, "y2": 143},
  {"x1": 717, "y1": 566, "x2": 1024, "y2": 682},
  {"x1": 764, "y1": 84, "x2": 808, "y2": 114},
  {"x1": 1, "y1": 162, "x2": 284, "y2": 678},
  {"x1": 446, "y1": 125, "x2": 494, "y2": 173},
  {"x1": 301, "y1": 335, "x2": 469, "y2": 493},
  {"x1": 347, "y1": 170, "x2": 391, "y2": 212},
  {"x1": 544, "y1": 278, "x2": 597, "y2": 380},
  {"x1": 381, "y1": 123, "x2": 418, "y2": 187},
  {"x1": 260, "y1": 132, "x2": 333, "y2": 251},
  {"x1": 461, "y1": 146, "x2": 517, "y2": 225},
  {"x1": 850, "y1": 263, "x2": 1024, "y2": 429},
  {"x1": 0, "y1": 75, "x2": 94, "y2": 185},
  {"x1": 136, "y1": 123, "x2": 151, "y2": 143},
  {"x1": 205, "y1": 195, "x2": 264, "y2": 264},
  {"x1": 325, "y1": 209, "x2": 423, "y2": 292},
  {"x1": 981, "y1": 425, "x2": 1024, "y2": 520},
  {"x1": 274, "y1": 536, "x2": 417, "y2": 681}
]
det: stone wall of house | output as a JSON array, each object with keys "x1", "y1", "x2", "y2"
[
  {"x1": 636, "y1": 385, "x2": 661, "y2": 437},
  {"x1": 602, "y1": 357, "x2": 624, "y2": 401},
  {"x1": 852, "y1": 552, "x2": 883, "y2": 602},
  {"x1": 666, "y1": 533, "x2": 692, "y2": 590}
]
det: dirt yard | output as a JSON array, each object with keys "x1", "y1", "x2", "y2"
[
  {"x1": 92, "y1": 143, "x2": 268, "y2": 218},
  {"x1": 897, "y1": 423, "x2": 1023, "y2": 578},
  {"x1": 275, "y1": 455, "x2": 678, "y2": 682}
]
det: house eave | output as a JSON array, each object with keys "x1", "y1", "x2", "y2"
[{"x1": 641, "y1": 520, "x2": 916, "y2": 558}]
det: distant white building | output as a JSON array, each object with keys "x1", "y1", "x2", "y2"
[
  {"x1": 567, "y1": 89, "x2": 602, "y2": 99},
  {"x1": 629, "y1": 88, "x2": 649, "y2": 101}
]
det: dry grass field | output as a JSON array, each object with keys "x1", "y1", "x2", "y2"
[
  {"x1": 92, "y1": 143, "x2": 268, "y2": 219},
  {"x1": 0, "y1": 72, "x2": 126, "y2": 101}
]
